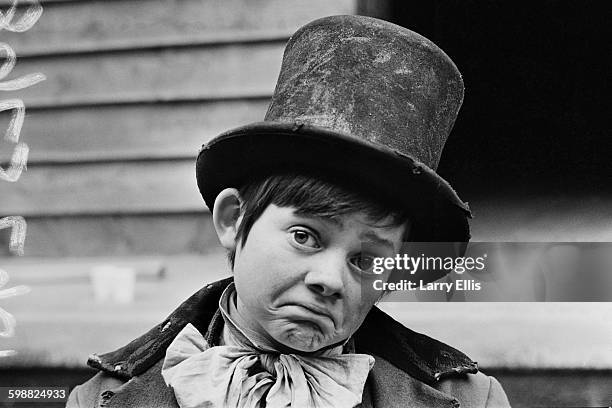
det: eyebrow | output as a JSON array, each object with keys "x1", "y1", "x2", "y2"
[
  {"x1": 360, "y1": 231, "x2": 395, "y2": 251},
  {"x1": 294, "y1": 212, "x2": 344, "y2": 227}
]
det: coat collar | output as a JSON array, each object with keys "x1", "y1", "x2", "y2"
[{"x1": 87, "y1": 277, "x2": 477, "y2": 386}]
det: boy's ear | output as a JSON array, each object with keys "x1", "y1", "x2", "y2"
[{"x1": 212, "y1": 188, "x2": 242, "y2": 250}]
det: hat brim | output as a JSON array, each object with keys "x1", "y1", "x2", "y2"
[{"x1": 196, "y1": 121, "x2": 471, "y2": 243}]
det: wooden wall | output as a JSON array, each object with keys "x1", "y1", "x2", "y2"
[{"x1": 0, "y1": 0, "x2": 358, "y2": 256}]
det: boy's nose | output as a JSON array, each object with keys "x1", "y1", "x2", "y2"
[{"x1": 304, "y1": 253, "x2": 346, "y2": 299}]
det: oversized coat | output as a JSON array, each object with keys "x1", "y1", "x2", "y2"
[{"x1": 67, "y1": 278, "x2": 510, "y2": 407}]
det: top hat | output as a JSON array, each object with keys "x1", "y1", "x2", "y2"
[{"x1": 196, "y1": 15, "x2": 471, "y2": 242}]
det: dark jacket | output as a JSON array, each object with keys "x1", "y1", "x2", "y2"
[{"x1": 67, "y1": 278, "x2": 510, "y2": 407}]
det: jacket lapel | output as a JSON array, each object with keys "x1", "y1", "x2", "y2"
[
  {"x1": 103, "y1": 360, "x2": 178, "y2": 408},
  {"x1": 355, "y1": 306, "x2": 478, "y2": 386},
  {"x1": 88, "y1": 278, "x2": 232, "y2": 380},
  {"x1": 360, "y1": 357, "x2": 460, "y2": 408}
]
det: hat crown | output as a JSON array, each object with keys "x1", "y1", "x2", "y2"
[{"x1": 265, "y1": 15, "x2": 464, "y2": 170}]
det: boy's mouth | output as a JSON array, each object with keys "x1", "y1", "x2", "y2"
[{"x1": 280, "y1": 303, "x2": 336, "y2": 329}]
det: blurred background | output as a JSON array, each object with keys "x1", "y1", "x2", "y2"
[{"x1": 0, "y1": 0, "x2": 610, "y2": 406}]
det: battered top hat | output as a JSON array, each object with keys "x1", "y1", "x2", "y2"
[{"x1": 197, "y1": 15, "x2": 471, "y2": 242}]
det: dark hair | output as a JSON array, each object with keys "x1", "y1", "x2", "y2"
[{"x1": 227, "y1": 173, "x2": 411, "y2": 267}]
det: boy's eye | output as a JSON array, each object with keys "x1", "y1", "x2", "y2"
[
  {"x1": 350, "y1": 254, "x2": 376, "y2": 274},
  {"x1": 290, "y1": 229, "x2": 320, "y2": 248}
]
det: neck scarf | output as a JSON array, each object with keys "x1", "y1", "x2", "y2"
[{"x1": 161, "y1": 284, "x2": 374, "y2": 408}]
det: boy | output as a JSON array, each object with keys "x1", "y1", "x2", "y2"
[{"x1": 68, "y1": 15, "x2": 510, "y2": 407}]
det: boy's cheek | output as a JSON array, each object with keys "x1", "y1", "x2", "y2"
[
  {"x1": 233, "y1": 256, "x2": 298, "y2": 300},
  {"x1": 346, "y1": 282, "x2": 381, "y2": 316},
  {"x1": 358, "y1": 272, "x2": 391, "y2": 300}
]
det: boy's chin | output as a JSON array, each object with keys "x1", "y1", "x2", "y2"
[{"x1": 273, "y1": 324, "x2": 334, "y2": 353}]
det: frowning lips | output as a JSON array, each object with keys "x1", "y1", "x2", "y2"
[{"x1": 281, "y1": 302, "x2": 337, "y2": 329}]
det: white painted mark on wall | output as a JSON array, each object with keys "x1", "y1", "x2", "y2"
[
  {"x1": 0, "y1": 0, "x2": 42, "y2": 32},
  {"x1": 0, "y1": 216, "x2": 27, "y2": 256},
  {"x1": 0, "y1": 99, "x2": 29, "y2": 182},
  {"x1": 0, "y1": 0, "x2": 43, "y2": 358},
  {"x1": 0, "y1": 42, "x2": 45, "y2": 90},
  {"x1": 0, "y1": 268, "x2": 30, "y2": 339}
]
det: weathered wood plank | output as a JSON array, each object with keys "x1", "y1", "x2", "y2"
[
  {"x1": 0, "y1": 213, "x2": 219, "y2": 257},
  {"x1": 10, "y1": 42, "x2": 283, "y2": 107},
  {"x1": 4, "y1": 256, "x2": 165, "y2": 284},
  {"x1": 0, "y1": 160, "x2": 206, "y2": 216},
  {"x1": 0, "y1": 99, "x2": 269, "y2": 163},
  {"x1": 1, "y1": 0, "x2": 356, "y2": 56}
]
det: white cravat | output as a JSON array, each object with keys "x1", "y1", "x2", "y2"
[{"x1": 161, "y1": 284, "x2": 374, "y2": 408}]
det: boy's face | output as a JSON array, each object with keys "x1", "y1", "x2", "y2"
[{"x1": 216, "y1": 193, "x2": 406, "y2": 352}]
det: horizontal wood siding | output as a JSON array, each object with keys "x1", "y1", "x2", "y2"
[
  {"x1": 1, "y1": 160, "x2": 203, "y2": 216},
  {"x1": 0, "y1": 0, "x2": 358, "y2": 256},
  {"x1": 1, "y1": 99, "x2": 269, "y2": 163},
  {"x1": 3, "y1": 0, "x2": 356, "y2": 56},
  {"x1": 14, "y1": 43, "x2": 284, "y2": 107},
  {"x1": 0, "y1": 214, "x2": 219, "y2": 257}
]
